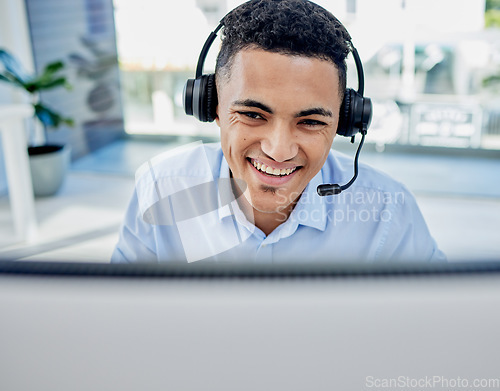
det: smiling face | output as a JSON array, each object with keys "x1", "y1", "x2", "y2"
[{"x1": 216, "y1": 48, "x2": 342, "y2": 232}]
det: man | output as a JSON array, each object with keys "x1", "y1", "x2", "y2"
[{"x1": 112, "y1": 0, "x2": 446, "y2": 263}]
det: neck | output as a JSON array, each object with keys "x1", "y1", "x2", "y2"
[
  {"x1": 228, "y1": 173, "x2": 297, "y2": 236},
  {"x1": 232, "y1": 186, "x2": 296, "y2": 236},
  {"x1": 252, "y1": 206, "x2": 294, "y2": 236}
]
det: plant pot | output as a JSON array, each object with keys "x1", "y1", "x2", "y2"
[{"x1": 27, "y1": 144, "x2": 71, "y2": 197}]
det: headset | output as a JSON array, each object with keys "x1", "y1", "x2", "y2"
[{"x1": 183, "y1": 14, "x2": 372, "y2": 196}]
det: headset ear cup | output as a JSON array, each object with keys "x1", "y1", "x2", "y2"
[
  {"x1": 337, "y1": 89, "x2": 373, "y2": 137},
  {"x1": 183, "y1": 79, "x2": 195, "y2": 116},
  {"x1": 361, "y1": 96, "x2": 373, "y2": 134},
  {"x1": 194, "y1": 74, "x2": 217, "y2": 122},
  {"x1": 205, "y1": 74, "x2": 218, "y2": 122},
  {"x1": 337, "y1": 88, "x2": 353, "y2": 137}
]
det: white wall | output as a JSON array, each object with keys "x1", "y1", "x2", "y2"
[
  {"x1": 0, "y1": 0, "x2": 34, "y2": 194},
  {"x1": 0, "y1": 0, "x2": 35, "y2": 105}
]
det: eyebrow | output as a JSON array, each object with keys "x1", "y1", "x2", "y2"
[
  {"x1": 232, "y1": 99, "x2": 273, "y2": 114},
  {"x1": 295, "y1": 107, "x2": 333, "y2": 118}
]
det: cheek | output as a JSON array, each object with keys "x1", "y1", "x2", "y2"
[
  {"x1": 220, "y1": 113, "x2": 243, "y2": 142},
  {"x1": 303, "y1": 130, "x2": 335, "y2": 162},
  {"x1": 220, "y1": 124, "x2": 246, "y2": 163}
]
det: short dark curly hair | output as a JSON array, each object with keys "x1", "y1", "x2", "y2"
[{"x1": 215, "y1": 0, "x2": 353, "y2": 97}]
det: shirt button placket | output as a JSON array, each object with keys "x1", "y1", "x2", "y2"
[{"x1": 256, "y1": 241, "x2": 272, "y2": 262}]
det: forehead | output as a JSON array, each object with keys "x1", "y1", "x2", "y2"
[{"x1": 218, "y1": 48, "x2": 341, "y2": 109}]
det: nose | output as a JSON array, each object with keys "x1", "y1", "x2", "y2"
[{"x1": 260, "y1": 120, "x2": 299, "y2": 162}]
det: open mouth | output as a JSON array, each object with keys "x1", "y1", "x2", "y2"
[{"x1": 248, "y1": 158, "x2": 300, "y2": 177}]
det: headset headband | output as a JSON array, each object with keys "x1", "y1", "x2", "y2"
[{"x1": 195, "y1": 21, "x2": 366, "y2": 97}]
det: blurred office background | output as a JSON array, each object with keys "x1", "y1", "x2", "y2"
[{"x1": 0, "y1": 0, "x2": 499, "y2": 262}]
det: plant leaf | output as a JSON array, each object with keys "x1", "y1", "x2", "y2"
[
  {"x1": 26, "y1": 76, "x2": 68, "y2": 93},
  {"x1": 0, "y1": 49, "x2": 32, "y2": 83},
  {"x1": 43, "y1": 61, "x2": 64, "y2": 75},
  {"x1": 0, "y1": 71, "x2": 28, "y2": 89},
  {"x1": 34, "y1": 103, "x2": 74, "y2": 129}
]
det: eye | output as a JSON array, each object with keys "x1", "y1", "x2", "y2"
[
  {"x1": 299, "y1": 119, "x2": 327, "y2": 127},
  {"x1": 237, "y1": 111, "x2": 264, "y2": 120}
]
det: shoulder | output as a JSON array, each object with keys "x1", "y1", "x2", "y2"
[
  {"x1": 322, "y1": 150, "x2": 445, "y2": 262},
  {"x1": 321, "y1": 149, "x2": 419, "y2": 221},
  {"x1": 133, "y1": 142, "x2": 224, "y2": 214},
  {"x1": 135, "y1": 141, "x2": 223, "y2": 181}
]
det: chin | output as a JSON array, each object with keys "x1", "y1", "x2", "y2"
[{"x1": 245, "y1": 190, "x2": 292, "y2": 215}]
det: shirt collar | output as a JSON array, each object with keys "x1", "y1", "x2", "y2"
[
  {"x1": 217, "y1": 156, "x2": 326, "y2": 232},
  {"x1": 217, "y1": 156, "x2": 236, "y2": 220},
  {"x1": 288, "y1": 169, "x2": 327, "y2": 232}
]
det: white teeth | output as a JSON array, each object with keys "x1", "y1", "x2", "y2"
[{"x1": 251, "y1": 160, "x2": 297, "y2": 176}]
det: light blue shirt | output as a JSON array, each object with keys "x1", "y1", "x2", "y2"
[{"x1": 111, "y1": 142, "x2": 446, "y2": 263}]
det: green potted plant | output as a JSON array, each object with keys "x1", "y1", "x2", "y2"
[{"x1": 0, "y1": 48, "x2": 74, "y2": 197}]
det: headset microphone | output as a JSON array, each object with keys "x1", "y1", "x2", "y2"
[
  {"x1": 317, "y1": 129, "x2": 366, "y2": 196},
  {"x1": 184, "y1": 21, "x2": 373, "y2": 197}
]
